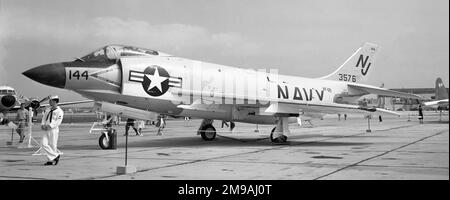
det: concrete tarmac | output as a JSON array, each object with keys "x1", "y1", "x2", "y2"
[{"x1": 0, "y1": 113, "x2": 448, "y2": 180}]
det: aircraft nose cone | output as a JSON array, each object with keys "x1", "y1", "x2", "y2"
[{"x1": 23, "y1": 63, "x2": 66, "y2": 88}]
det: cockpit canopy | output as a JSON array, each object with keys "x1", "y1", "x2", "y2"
[
  {"x1": 0, "y1": 86, "x2": 16, "y2": 95},
  {"x1": 79, "y1": 45, "x2": 170, "y2": 62}
]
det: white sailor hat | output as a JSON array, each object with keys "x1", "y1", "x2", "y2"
[{"x1": 49, "y1": 95, "x2": 59, "y2": 100}]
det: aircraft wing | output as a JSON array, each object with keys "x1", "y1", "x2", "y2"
[
  {"x1": 423, "y1": 99, "x2": 449, "y2": 107},
  {"x1": 7, "y1": 106, "x2": 20, "y2": 112},
  {"x1": 177, "y1": 99, "x2": 228, "y2": 113},
  {"x1": 7, "y1": 99, "x2": 93, "y2": 112},
  {"x1": 347, "y1": 83, "x2": 426, "y2": 100},
  {"x1": 40, "y1": 100, "x2": 94, "y2": 108},
  {"x1": 172, "y1": 89, "x2": 400, "y2": 116},
  {"x1": 264, "y1": 102, "x2": 400, "y2": 116}
]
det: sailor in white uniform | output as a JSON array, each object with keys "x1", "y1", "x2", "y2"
[{"x1": 39, "y1": 95, "x2": 64, "y2": 165}]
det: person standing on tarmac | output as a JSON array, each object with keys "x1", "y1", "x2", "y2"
[
  {"x1": 134, "y1": 120, "x2": 145, "y2": 136},
  {"x1": 0, "y1": 112, "x2": 5, "y2": 125},
  {"x1": 221, "y1": 120, "x2": 229, "y2": 128},
  {"x1": 418, "y1": 105, "x2": 424, "y2": 124},
  {"x1": 0, "y1": 112, "x2": 11, "y2": 125},
  {"x1": 156, "y1": 115, "x2": 166, "y2": 136},
  {"x1": 229, "y1": 121, "x2": 235, "y2": 131},
  {"x1": 16, "y1": 103, "x2": 29, "y2": 143},
  {"x1": 124, "y1": 118, "x2": 140, "y2": 136},
  {"x1": 38, "y1": 96, "x2": 63, "y2": 166}
]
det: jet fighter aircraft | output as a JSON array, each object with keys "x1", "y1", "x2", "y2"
[{"x1": 23, "y1": 43, "x2": 424, "y2": 144}]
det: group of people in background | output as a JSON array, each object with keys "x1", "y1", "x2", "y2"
[
  {"x1": 0, "y1": 103, "x2": 31, "y2": 143},
  {"x1": 337, "y1": 113, "x2": 347, "y2": 121},
  {"x1": 100, "y1": 113, "x2": 166, "y2": 136},
  {"x1": 221, "y1": 120, "x2": 235, "y2": 131},
  {"x1": 336, "y1": 105, "x2": 425, "y2": 124},
  {"x1": 124, "y1": 118, "x2": 145, "y2": 136}
]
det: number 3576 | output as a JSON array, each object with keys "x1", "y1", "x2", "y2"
[{"x1": 338, "y1": 74, "x2": 356, "y2": 82}]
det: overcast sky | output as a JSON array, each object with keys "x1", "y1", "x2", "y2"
[{"x1": 0, "y1": 0, "x2": 448, "y2": 101}]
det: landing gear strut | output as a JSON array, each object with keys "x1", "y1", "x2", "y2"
[
  {"x1": 270, "y1": 117, "x2": 290, "y2": 144},
  {"x1": 198, "y1": 119, "x2": 216, "y2": 141}
]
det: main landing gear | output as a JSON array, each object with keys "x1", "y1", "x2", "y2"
[
  {"x1": 270, "y1": 117, "x2": 290, "y2": 144},
  {"x1": 198, "y1": 119, "x2": 216, "y2": 141},
  {"x1": 197, "y1": 118, "x2": 290, "y2": 144}
]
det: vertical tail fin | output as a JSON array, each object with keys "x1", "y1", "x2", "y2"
[
  {"x1": 435, "y1": 77, "x2": 448, "y2": 100},
  {"x1": 319, "y1": 42, "x2": 379, "y2": 84}
]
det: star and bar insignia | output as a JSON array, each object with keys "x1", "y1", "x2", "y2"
[{"x1": 129, "y1": 65, "x2": 182, "y2": 97}]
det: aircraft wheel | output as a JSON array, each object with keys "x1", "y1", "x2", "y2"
[
  {"x1": 200, "y1": 124, "x2": 216, "y2": 141},
  {"x1": 270, "y1": 127, "x2": 276, "y2": 142},
  {"x1": 270, "y1": 127, "x2": 287, "y2": 143},
  {"x1": 99, "y1": 134, "x2": 110, "y2": 149}
]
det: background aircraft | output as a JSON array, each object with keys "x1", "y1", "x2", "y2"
[
  {"x1": 423, "y1": 77, "x2": 449, "y2": 109},
  {"x1": 0, "y1": 85, "x2": 92, "y2": 125},
  {"x1": 23, "y1": 43, "x2": 424, "y2": 144},
  {"x1": 422, "y1": 77, "x2": 449, "y2": 121}
]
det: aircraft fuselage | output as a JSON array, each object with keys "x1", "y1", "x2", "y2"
[{"x1": 24, "y1": 54, "x2": 353, "y2": 124}]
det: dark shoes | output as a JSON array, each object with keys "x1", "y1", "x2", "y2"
[
  {"x1": 44, "y1": 155, "x2": 60, "y2": 166},
  {"x1": 53, "y1": 155, "x2": 60, "y2": 165},
  {"x1": 19, "y1": 135, "x2": 25, "y2": 143}
]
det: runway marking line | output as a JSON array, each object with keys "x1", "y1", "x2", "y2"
[{"x1": 313, "y1": 129, "x2": 448, "y2": 180}]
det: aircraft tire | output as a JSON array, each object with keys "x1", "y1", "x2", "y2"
[
  {"x1": 270, "y1": 127, "x2": 276, "y2": 142},
  {"x1": 200, "y1": 124, "x2": 216, "y2": 141},
  {"x1": 99, "y1": 134, "x2": 110, "y2": 149},
  {"x1": 270, "y1": 127, "x2": 287, "y2": 143}
]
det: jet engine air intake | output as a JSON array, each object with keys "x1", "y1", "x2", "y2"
[{"x1": 1, "y1": 95, "x2": 16, "y2": 109}]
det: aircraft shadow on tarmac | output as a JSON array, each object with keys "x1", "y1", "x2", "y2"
[
  {"x1": 58, "y1": 134, "x2": 373, "y2": 150},
  {"x1": 2, "y1": 161, "x2": 47, "y2": 167},
  {"x1": 122, "y1": 139, "x2": 372, "y2": 148},
  {"x1": 422, "y1": 120, "x2": 449, "y2": 124}
]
